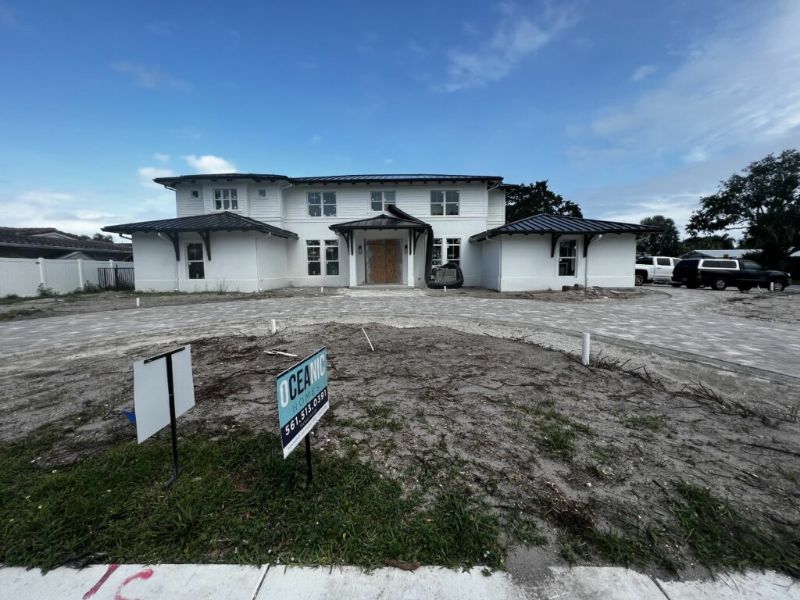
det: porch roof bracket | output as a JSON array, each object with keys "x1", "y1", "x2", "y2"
[
  {"x1": 167, "y1": 232, "x2": 180, "y2": 261},
  {"x1": 583, "y1": 233, "x2": 598, "y2": 258},
  {"x1": 200, "y1": 230, "x2": 212, "y2": 261},
  {"x1": 413, "y1": 229, "x2": 424, "y2": 253},
  {"x1": 550, "y1": 233, "x2": 562, "y2": 258}
]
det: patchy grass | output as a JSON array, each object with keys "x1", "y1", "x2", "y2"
[
  {"x1": 670, "y1": 482, "x2": 799, "y2": 577},
  {"x1": 622, "y1": 414, "x2": 666, "y2": 433},
  {"x1": 529, "y1": 404, "x2": 593, "y2": 460},
  {"x1": 0, "y1": 430, "x2": 502, "y2": 571}
]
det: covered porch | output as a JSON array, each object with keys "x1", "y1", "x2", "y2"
[
  {"x1": 330, "y1": 210, "x2": 429, "y2": 288},
  {"x1": 104, "y1": 212, "x2": 298, "y2": 292}
]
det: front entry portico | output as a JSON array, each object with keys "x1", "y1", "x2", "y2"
[{"x1": 330, "y1": 206, "x2": 430, "y2": 288}]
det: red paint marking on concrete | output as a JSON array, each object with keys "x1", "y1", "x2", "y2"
[
  {"x1": 114, "y1": 567, "x2": 155, "y2": 600},
  {"x1": 82, "y1": 564, "x2": 120, "y2": 599}
]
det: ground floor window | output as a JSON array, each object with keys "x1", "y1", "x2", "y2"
[
  {"x1": 446, "y1": 237, "x2": 461, "y2": 266},
  {"x1": 558, "y1": 239, "x2": 577, "y2": 276},
  {"x1": 307, "y1": 239, "x2": 340, "y2": 275},
  {"x1": 431, "y1": 237, "x2": 461, "y2": 267},
  {"x1": 307, "y1": 240, "x2": 321, "y2": 275},
  {"x1": 325, "y1": 240, "x2": 339, "y2": 275},
  {"x1": 187, "y1": 243, "x2": 205, "y2": 279},
  {"x1": 432, "y1": 238, "x2": 443, "y2": 266}
]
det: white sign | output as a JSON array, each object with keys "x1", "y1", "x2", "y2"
[{"x1": 133, "y1": 346, "x2": 196, "y2": 444}]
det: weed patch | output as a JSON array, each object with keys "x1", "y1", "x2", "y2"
[{"x1": 622, "y1": 414, "x2": 666, "y2": 433}]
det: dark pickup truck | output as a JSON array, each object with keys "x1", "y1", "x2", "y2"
[{"x1": 672, "y1": 258, "x2": 791, "y2": 291}]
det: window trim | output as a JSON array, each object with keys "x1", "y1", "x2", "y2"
[
  {"x1": 445, "y1": 237, "x2": 461, "y2": 266},
  {"x1": 306, "y1": 240, "x2": 322, "y2": 275},
  {"x1": 432, "y1": 237, "x2": 461, "y2": 267},
  {"x1": 325, "y1": 239, "x2": 340, "y2": 275},
  {"x1": 187, "y1": 242, "x2": 205, "y2": 280},
  {"x1": 307, "y1": 191, "x2": 337, "y2": 217},
  {"x1": 369, "y1": 190, "x2": 396, "y2": 212},
  {"x1": 213, "y1": 187, "x2": 240, "y2": 211},
  {"x1": 430, "y1": 189, "x2": 460, "y2": 216},
  {"x1": 558, "y1": 239, "x2": 578, "y2": 277}
]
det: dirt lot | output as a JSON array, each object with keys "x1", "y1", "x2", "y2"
[
  {"x1": 2, "y1": 323, "x2": 798, "y2": 575},
  {"x1": 717, "y1": 289, "x2": 800, "y2": 323}
]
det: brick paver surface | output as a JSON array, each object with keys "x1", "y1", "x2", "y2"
[{"x1": 1, "y1": 287, "x2": 797, "y2": 378}]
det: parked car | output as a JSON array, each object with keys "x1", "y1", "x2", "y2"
[
  {"x1": 635, "y1": 256, "x2": 679, "y2": 286},
  {"x1": 671, "y1": 258, "x2": 791, "y2": 291}
]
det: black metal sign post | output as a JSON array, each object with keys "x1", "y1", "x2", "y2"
[
  {"x1": 305, "y1": 434, "x2": 313, "y2": 484},
  {"x1": 144, "y1": 346, "x2": 186, "y2": 488}
]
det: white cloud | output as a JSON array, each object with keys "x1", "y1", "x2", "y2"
[
  {"x1": 138, "y1": 166, "x2": 175, "y2": 188},
  {"x1": 0, "y1": 190, "x2": 123, "y2": 237},
  {"x1": 441, "y1": 4, "x2": 577, "y2": 92},
  {"x1": 153, "y1": 153, "x2": 170, "y2": 162},
  {"x1": 630, "y1": 64, "x2": 657, "y2": 82},
  {"x1": 586, "y1": 1, "x2": 800, "y2": 163},
  {"x1": 309, "y1": 134, "x2": 323, "y2": 146},
  {"x1": 183, "y1": 154, "x2": 237, "y2": 174},
  {"x1": 111, "y1": 62, "x2": 188, "y2": 90}
]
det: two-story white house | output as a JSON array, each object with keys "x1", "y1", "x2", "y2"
[{"x1": 104, "y1": 173, "x2": 657, "y2": 292}]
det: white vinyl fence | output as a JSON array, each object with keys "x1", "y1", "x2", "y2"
[{"x1": 0, "y1": 257, "x2": 133, "y2": 298}]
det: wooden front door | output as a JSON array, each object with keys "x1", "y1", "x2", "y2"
[{"x1": 366, "y1": 240, "x2": 401, "y2": 284}]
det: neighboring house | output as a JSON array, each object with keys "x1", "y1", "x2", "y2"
[
  {"x1": 104, "y1": 173, "x2": 657, "y2": 292},
  {"x1": 0, "y1": 227, "x2": 132, "y2": 260}
]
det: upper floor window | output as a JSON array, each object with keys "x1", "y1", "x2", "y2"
[
  {"x1": 370, "y1": 190, "x2": 396, "y2": 211},
  {"x1": 308, "y1": 192, "x2": 337, "y2": 217},
  {"x1": 214, "y1": 188, "x2": 238, "y2": 210},
  {"x1": 430, "y1": 190, "x2": 459, "y2": 216},
  {"x1": 258, "y1": 188, "x2": 267, "y2": 197},
  {"x1": 191, "y1": 190, "x2": 199, "y2": 198}
]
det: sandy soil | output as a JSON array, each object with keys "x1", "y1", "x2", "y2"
[
  {"x1": 717, "y1": 290, "x2": 800, "y2": 324},
  {"x1": 2, "y1": 323, "x2": 797, "y2": 571}
]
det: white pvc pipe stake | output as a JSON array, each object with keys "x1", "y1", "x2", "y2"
[
  {"x1": 443, "y1": 285, "x2": 447, "y2": 293},
  {"x1": 271, "y1": 319, "x2": 277, "y2": 335},
  {"x1": 136, "y1": 297, "x2": 140, "y2": 308},
  {"x1": 321, "y1": 286, "x2": 324, "y2": 293},
  {"x1": 770, "y1": 281, "x2": 775, "y2": 292},
  {"x1": 361, "y1": 327, "x2": 375, "y2": 352},
  {"x1": 581, "y1": 332, "x2": 591, "y2": 366}
]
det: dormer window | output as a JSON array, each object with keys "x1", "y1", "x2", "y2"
[{"x1": 214, "y1": 188, "x2": 238, "y2": 210}]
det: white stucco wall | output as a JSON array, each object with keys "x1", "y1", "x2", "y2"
[
  {"x1": 495, "y1": 233, "x2": 636, "y2": 291},
  {"x1": 132, "y1": 231, "x2": 291, "y2": 293},
  {"x1": 479, "y1": 239, "x2": 502, "y2": 291}
]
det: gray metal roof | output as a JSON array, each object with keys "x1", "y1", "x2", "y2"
[
  {"x1": 292, "y1": 174, "x2": 502, "y2": 185},
  {"x1": 103, "y1": 212, "x2": 298, "y2": 239},
  {"x1": 470, "y1": 214, "x2": 662, "y2": 242},
  {"x1": 153, "y1": 173, "x2": 503, "y2": 187},
  {"x1": 0, "y1": 227, "x2": 132, "y2": 254},
  {"x1": 329, "y1": 214, "x2": 428, "y2": 231}
]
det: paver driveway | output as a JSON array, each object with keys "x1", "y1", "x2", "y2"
[{"x1": 0, "y1": 287, "x2": 797, "y2": 378}]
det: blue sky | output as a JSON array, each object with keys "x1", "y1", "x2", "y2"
[{"x1": 1, "y1": 0, "x2": 799, "y2": 237}]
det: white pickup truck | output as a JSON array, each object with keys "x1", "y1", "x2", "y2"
[{"x1": 635, "y1": 256, "x2": 679, "y2": 285}]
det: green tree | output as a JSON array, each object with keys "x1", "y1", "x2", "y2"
[
  {"x1": 636, "y1": 215, "x2": 681, "y2": 256},
  {"x1": 92, "y1": 233, "x2": 114, "y2": 242},
  {"x1": 505, "y1": 180, "x2": 582, "y2": 223},
  {"x1": 687, "y1": 149, "x2": 800, "y2": 268},
  {"x1": 679, "y1": 234, "x2": 736, "y2": 254}
]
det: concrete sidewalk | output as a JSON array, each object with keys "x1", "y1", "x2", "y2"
[{"x1": 1, "y1": 563, "x2": 797, "y2": 600}]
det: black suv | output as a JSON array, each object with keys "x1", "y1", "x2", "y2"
[{"x1": 671, "y1": 258, "x2": 791, "y2": 291}]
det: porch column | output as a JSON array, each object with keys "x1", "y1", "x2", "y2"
[
  {"x1": 348, "y1": 238, "x2": 357, "y2": 287},
  {"x1": 406, "y1": 238, "x2": 415, "y2": 287}
]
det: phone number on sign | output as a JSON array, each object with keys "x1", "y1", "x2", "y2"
[{"x1": 283, "y1": 388, "x2": 327, "y2": 437}]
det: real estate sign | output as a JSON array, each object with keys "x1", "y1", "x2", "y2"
[
  {"x1": 133, "y1": 345, "x2": 195, "y2": 444},
  {"x1": 275, "y1": 347, "x2": 329, "y2": 458}
]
